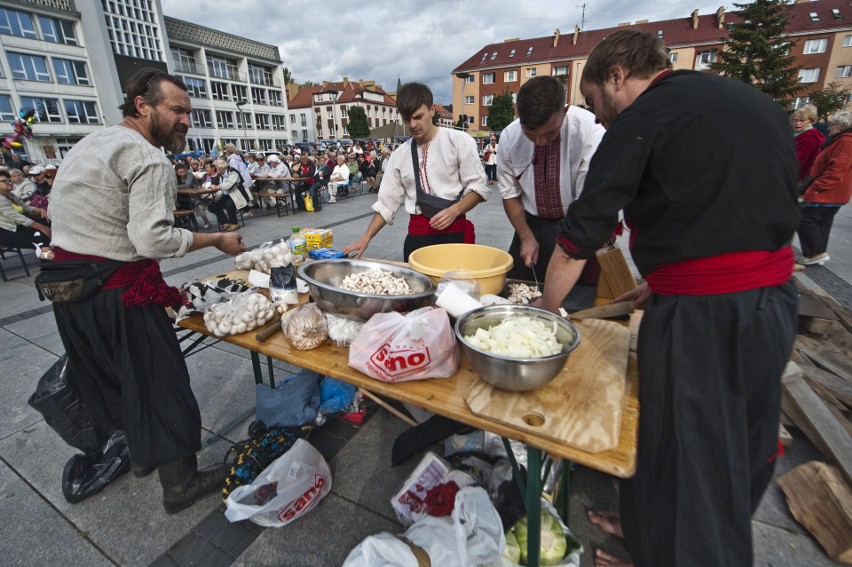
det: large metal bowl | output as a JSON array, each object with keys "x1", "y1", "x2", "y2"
[
  {"x1": 455, "y1": 305, "x2": 581, "y2": 392},
  {"x1": 298, "y1": 259, "x2": 437, "y2": 321}
]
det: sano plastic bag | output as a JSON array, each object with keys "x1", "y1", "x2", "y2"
[
  {"x1": 348, "y1": 306, "x2": 459, "y2": 383},
  {"x1": 224, "y1": 439, "x2": 331, "y2": 527}
]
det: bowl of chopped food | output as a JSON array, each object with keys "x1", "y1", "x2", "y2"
[
  {"x1": 455, "y1": 305, "x2": 581, "y2": 391},
  {"x1": 298, "y1": 259, "x2": 437, "y2": 321}
]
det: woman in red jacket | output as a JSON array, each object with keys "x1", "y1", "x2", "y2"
[
  {"x1": 797, "y1": 110, "x2": 852, "y2": 265},
  {"x1": 792, "y1": 105, "x2": 824, "y2": 182}
]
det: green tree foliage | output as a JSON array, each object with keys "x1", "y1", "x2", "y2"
[
  {"x1": 347, "y1": 106, "x2": 371, "y2": 138},
  {"x1": 283, "y1": 67, "x2": 293, "y2": 85},
  {"x1": 456, "y1": 116, "x2": 466, "y2": 130},
  {"x1": 710, "y1": 0, "x2": 802, "y2": 105},
  {"x1": 808, "y1": 82, "x2": 851, "y2": 120},
  {"x1": 487, "y1": 92, "x2": 516, "y2": 132}
]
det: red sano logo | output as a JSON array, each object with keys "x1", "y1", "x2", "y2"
[
  {"x1": 277, "y1": 474, "x2": 328, "y2": 522},
  {"x1": 369, "y1": 343, "x2": 431, "y2": 381}
]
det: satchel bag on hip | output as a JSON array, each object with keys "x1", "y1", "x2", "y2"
[{"x1": 411, "y1": 139, "x2": 461, "y2": 219}]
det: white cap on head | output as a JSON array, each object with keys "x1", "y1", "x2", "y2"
[
  {"x1": 267, "y1": 154, "x2": 281, "y2": 163},
  {"x1": 255, "y1": 152, "x2": 265, "y2": 159},
  {"x1": 29, "y1": 165, "x2": 44, "y2": 174}
]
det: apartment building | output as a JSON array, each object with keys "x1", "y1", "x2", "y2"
[
  {"x1": 287, "y1": 78, "x2": 401, "y2": 143},
  {"x1": 452, "y1": 0, "x2": 852, "y2": 132},
  {"x1": 0, "y1": 0, "x2": 289, "y2": 164}
]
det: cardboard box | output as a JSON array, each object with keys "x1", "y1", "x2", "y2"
[
  {"x1": 304, "y1": 228, "x2": 333, "y2": 250},
  {"x1": 308, "y1": 248, "x2": 346, "y2": 260}
]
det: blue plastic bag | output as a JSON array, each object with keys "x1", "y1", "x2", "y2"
[
  {"x1": 319, "y1": 377, "x2": 356, "y2": 414},
  {"x1": 256, "y1": 369, "x2": 321, "y2": 427}
]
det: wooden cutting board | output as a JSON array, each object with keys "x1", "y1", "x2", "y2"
[{"x1": 464, "y1": 318, "x2": 631, "y2": 453}]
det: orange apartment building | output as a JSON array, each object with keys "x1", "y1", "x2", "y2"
[{"x1": 452, "y1": 0, "x2": 852, "y2": 132}]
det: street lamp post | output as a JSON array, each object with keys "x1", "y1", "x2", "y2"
[
  {"x1": 235, "y1": 100, "x2": 249, "y2": 152},
  {"x1": 456, "y1": 72, "x2": 472, "y2": 131}
]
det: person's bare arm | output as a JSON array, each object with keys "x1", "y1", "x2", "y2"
[
  {"x1": 502, "y1": 196, "x2": 538, "y2": 268},
  {"x1": 343, "y1": 212, "x2": 387, "y2": 258},
  {"x1": 188, "y1": 231, "x2": 245, "y2": 255},
  {"x1": 537, "y1": 246, "x2": 587, "y2": 313},
  {"x1": 429, "y1": 191, "x2": 483, "y2": 231}
]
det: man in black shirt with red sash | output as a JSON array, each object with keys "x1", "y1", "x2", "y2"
[{"x1": 539, "y1": 31, "x2": 800, "y2": 567}]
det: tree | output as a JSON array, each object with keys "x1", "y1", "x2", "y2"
[
  {"x1": 347, "y1": 106, "x2": 370, "y2": 138},
  {"x1": 710, "y1": 0, "x2": 802, "y2": 106},
  {"x1": 807, "y1": 82, "x2": 851, "y2": 120},
  {"x1": 432, "y1": 111, "x2": 439, "y2": 126},
  {"x1": 455, "y1": 117, "x2": 466, "y2": 130},
  {"x1": 487, "y1": 92, "x2": 516, "y2": 132},
  {"x1": 283, "y1": 67, "x2": 293, "y2": 85}
]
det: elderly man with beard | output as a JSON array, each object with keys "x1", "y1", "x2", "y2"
[{"x1": 46, "y1": 69, "x2": 245, "y2": 515}]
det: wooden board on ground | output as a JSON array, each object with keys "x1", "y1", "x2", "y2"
[
  {"x1": 777, "y1": 461, "x2": 852, "y2": 564},
  {"x1": 779, "y1": 423, "x2": 794, "y2": 447},
  {"x1": 799, "y1": 360, "x2": 852, "y2": 408},
  {"x1": 799, "y1": 290, "x2": 838, "y2": 320},
  {"x1": 465, "y1": 319, "x2": 630, "y2": 454},
  {"x1": 782, "y1": 362, "x2": 852, "y2": 485},
  {"x1": 798, "y1": 346, "x2": 852, "y2": 385}
]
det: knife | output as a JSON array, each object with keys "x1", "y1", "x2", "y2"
[{"x1": 567, "y1": 302, "x2": 633, "y2": 321}]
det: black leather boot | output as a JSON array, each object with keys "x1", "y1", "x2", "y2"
[
  {"x1": 131, "y1": 463, "x2": 156, "y2": 478},
  {"x1": 157, "y1": 455, "x2": 227, "y2": 514}
]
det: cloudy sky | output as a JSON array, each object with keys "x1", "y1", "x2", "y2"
[{"x1": 161, "y1": 0, "x2": 734, "y2": 103}]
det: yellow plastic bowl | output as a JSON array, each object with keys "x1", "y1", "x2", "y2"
[{"x1": 408, "y1": 244, "x2": 514, "y2": 296}]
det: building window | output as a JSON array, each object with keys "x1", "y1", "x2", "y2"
[
  {"x1": 237, "y1": 112, "x2": 252, "y2": 129},
  {"x1": 301, "y1": 129, "x2": 308, "y2": 140},
  {"x1": 482, "y1": 115, "x2": 488, "y2": 126},
  {"x1": 465, "y1": 75, "x2": 474, "y2": 83},
  {"x1": 255, "y1": 113, "x2": 271, "y2": 130},
  {"x1": 504, "y1": 70, "x2": 518, "y2": 82},
  {"x1": 482, "y1": 73, "x2": 495, "y2": 84},
  {"x1": 38, "y1": 16, "x2": 77, "y2": 45},
  {"x1": 809, "y1": 12, "x2": 819, "y2": 23},
  {"x1": 0, "y1": 95, "x2": 16, "y2": 122},
  {"x1": 791, "y1": 97, "x2": 811, "y2": 109},
  {"x1": 525, "y1": 68, "x2": 537, "y2": 77},
  {"x1": 211, "y1": 82, "x2": 230, "y2": 101},
  {"x1": 272, "y1": 115, "x2": 286, "y2": 130},
  {"x1": 64, "y1": 100, "x2": 99, "y2": 124},
  {"x1": 53, "y1": 59, "x2": 90, "y2": 86},
  {"x1": 465, "y1": 95, "x2": 474, "y2": 105},
  {"x1": 509, "y1": 49, "x2": 516, "y2": 58},
  {"x1": 466, "y1": 116, "x2": 474, "y2": 125},
  {"x1": 526, "y1": 47, "x2": 533, "y2": 56},
  {"x1": 102, "y1": 4, "x2": 162, "y2": 62},
  {"x1": 836, "y1": 65, "x2": 852, "y2": 78},
  {"x1": 171, "y1": 47, "x2": 199, "y2": 74},
  {"x1": 191, "y1": 109, "x2": 213, "y2": 128},
  {"x1": 0, "y1": 8, "x2": 37, "y2": 39},
  {"x1": 481, "y1": 52, "x2": 488, "y2": 62},
  {"x1": 251, "y1": 87, "x2": 268, "y2": 105},
  {"x1": 21, "y1": 97, "x2": 61, "y2": 123},
  {"x1": 7, "y1": 53, "x2": 50, "y2": 82},
  {"x1": 668, "y1": 52, "x2": 679, "y2": 63},
  {"x1": 232, "y1": 84, "x2": 247, "y2": 104},
  {"x1": 216, "y1": 110, "x2": 235, "y2": 129},
  {"x1": 291, "y1": 130, "x2": 298, "y2": 139},
  {"x1": 552, "y1": 65, "x2": 568, "y2": 77},
  {"x1": 804, "y1": 39, "x2": 829, "y2": 54},
  {"x1": 269, "y1": 90, "x2": 282, "y2": 106},
  {"x1": 248, "y1": 63, "x2": 273, "y2": 86},
  {"x1": 300, "y1": 115, "x2": 307, "y2": 127},
  {"x1": 183, "y1": 77, "x2": 207, "y2": 98},
  {"x1": 844, "y1": 35, "x2": 852, "y2": 47},
  {"x1": 695, "y1": 49, "x2": 718, "y2": 70},
  {"x1": 207, "y1": 54, "x2": 240, "y2": 81},
  {"x1": 798, "y1": 68, "x2": 821, "y2": 83},
  {"x1": 482, "y1": 94, "x2": 494, "y2": 106}
]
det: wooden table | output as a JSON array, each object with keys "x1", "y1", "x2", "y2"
[{"x1": 178, "y1": 309, "x2": 639, "y2": 565}]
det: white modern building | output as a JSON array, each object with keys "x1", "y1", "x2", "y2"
[{"x1": 0, "y1": 0, "x2": 290, "y2": 164}]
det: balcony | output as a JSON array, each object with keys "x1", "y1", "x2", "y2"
[
  {"x1": 173, "y1": 61, "x2": 202, "y2": 75},
  {"x1": 206, "y1": 66, "x2": 246, "y2": 82}
]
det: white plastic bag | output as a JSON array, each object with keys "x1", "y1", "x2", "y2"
[
  {"x1": 224, "y1": 439, "x2": 332, "y2": 527},
  {"x1": 344, "y1": 487, "x2": 504, "y2": 567},
  {"x1": 348, "y1": 306, "x2": 459, "y2": 383}
]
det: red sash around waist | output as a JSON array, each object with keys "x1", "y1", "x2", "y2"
[{"x1": 645, "y1": 246, "x2": 794, "y2": 296}]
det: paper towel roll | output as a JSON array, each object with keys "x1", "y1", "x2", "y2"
[{"x1": 435, "y1": 283, "x2": 482, "y2": 318}]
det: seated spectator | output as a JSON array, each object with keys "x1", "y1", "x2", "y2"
[
  {"x1": 347, "y1": 154, "x2": 360, "y2": 185},
  {"x1": 175, "y1": 163, "x2": 212, "y2": 229},
  {"x1": 10, "y1": 168, "x2": 35, "y2": 201},
  {"x1": 207, "y1": 158, "x2": 245, "y2": 231},
  {"x1": 291, "y1": 153, "x2": 318, "y2": 212},
  {"x1": 358, "y1": 154, "x2": 374, "y2": 192},
  {"x1": 0, "y1": 170, "x2": 52, "y2": 257},
  {"x1": 328, "y1": 155, "x2": 349, "y2": 203},
  {"x1": 246, "y1": 153, "x2": 259, "y2": 175},
  {"x1": 262, "y1": 154, "x2": 289, "y2": 209}
]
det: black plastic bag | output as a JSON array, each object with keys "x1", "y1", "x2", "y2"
[
  {"x1": 61, "y1": 431, "x2": 131, "y2": 503},
  {"x1": 27, "y1": 355, "x2": 99, "y2": 454}
]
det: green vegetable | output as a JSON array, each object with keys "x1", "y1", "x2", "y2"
[
  {"x1": 513, "y1": 509, "x2": 568, "y2": 566},
  {"x1": 504, "y1": 529, "x2": 521, "y2": 564}
]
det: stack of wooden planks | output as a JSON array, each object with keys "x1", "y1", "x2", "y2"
[{"x1": 778, "y1": 285, "x2": 852, "y2": 564}]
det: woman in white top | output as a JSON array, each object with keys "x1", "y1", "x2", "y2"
[
  {"x1": 483, "y1": 135, "x2": 498, "y2": 185},
  {"x1": 328, "y1": 155, "x2": 350, "y2": 203}
]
